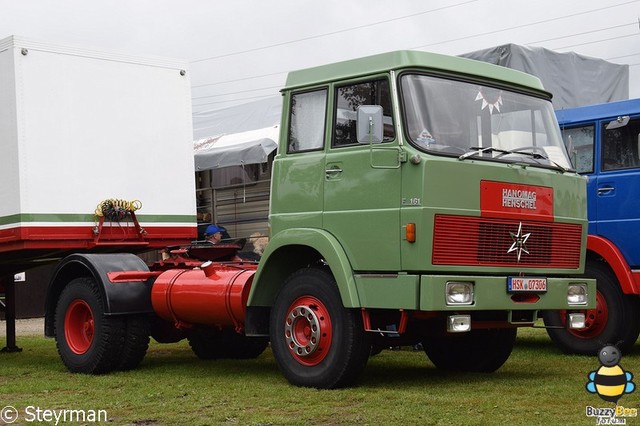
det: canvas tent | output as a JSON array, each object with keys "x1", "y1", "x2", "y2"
[{"x1": 460, "y1": 44, "x2": 629, "y2": 109}]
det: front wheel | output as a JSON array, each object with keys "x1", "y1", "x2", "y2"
[
  {"x1": 54, "y1": 277, "x2": 125, "y2": 374},
  {"x1": 422, "y1": 328, "x2": 517, "y2": 372},
  {"x1": 542, "y1": 262, "x2": 640, "y2": 355},
  {"x1": 269, "y1": 268, "x2": 371, "y2": 389}
]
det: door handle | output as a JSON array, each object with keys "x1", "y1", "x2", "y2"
[
  {"x1": 325, "y1": 166, "x2": 343, "y2": 177},
  {"x1": 597, "y1": 186, "x2": 614, "y2": 195}
]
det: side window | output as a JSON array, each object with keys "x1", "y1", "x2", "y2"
[
  {"x1": 288, "y1": 89, "x2": 327, "y2": 153},
  {"x1": 561, "y1": 125, "x2": 594, "y2": 173},
  {"x1": 333, "y1": 79, "x2": 394, "y2": 147},
  {"x1": 602, "y1": 117, "x2": 640, "y2": 171}
]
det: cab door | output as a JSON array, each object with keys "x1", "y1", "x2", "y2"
[
  {"x1": 270, "y1": 88, "x2": 328, "y2": 234},
  {"x1": 322, "y1": 78, "x2": 402, "y2": 272},
  {"x1": 595, "y1": 115, "x2": 640, "y2": 267}
]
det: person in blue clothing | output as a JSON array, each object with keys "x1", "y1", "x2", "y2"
[{"x1": 204, "y1": 224, "x2": 227, "y2": 244}]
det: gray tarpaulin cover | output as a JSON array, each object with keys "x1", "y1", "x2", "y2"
[
  {"x1": 460, "y1": 44, "x2": 629, "y2": 109},
  {"x1": 192, "y1": 96, "x2": 282, "y2": 170},
  {"x1": 194, "y1": 125, "x2": 279, "y2": 170}
]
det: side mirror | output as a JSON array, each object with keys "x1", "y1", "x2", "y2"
[
  {"x1": 605, "y1": 115, "x2": 630, "y2": 130},
  {"x1": 357, "y1": 105, "x2": 384, "y2": 144},
  {"x1": 566, "y1": 134, "x2": 576, "y2": 167}
]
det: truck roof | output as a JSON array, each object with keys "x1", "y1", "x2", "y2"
[
  {"x1": 556, "y1": 98, "x2": 640, "y2": 124},
  {"x1": 283, "y1": 50, "x2": 549, "y2": 97}
]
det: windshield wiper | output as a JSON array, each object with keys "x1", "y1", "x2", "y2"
[
  {"x1": 496, "y1": 148, "x2": 569, "y2": 172},
  {"x1": 459, "y1": 146, "x2": 569, "y2": 172},
  {"x1": 458, "y1": 146, "x2": 510, "y2": 160}
]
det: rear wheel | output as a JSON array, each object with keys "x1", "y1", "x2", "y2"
[
  {"x1": 422, "y1": 328, "x2": 517, "y2": 372},
  {"x1": 270, "y1": 268, "x2": 370, "y2": 389},
  {"x1": 55, "y1": 277, "x2": 125, "y2": 374},
  {"x1": 188, "y1": 326, "x2": 227, "y2": 359},
  {"x1": 117, "y1": 315, "x2": 150, "y2": 371},
  {"x1": 188, "y1": 326, "x2": 268, "y2": 359},
  {"x1": 543, "y1": 262, "x2": 640, "y2": 355},
  {"x1": 223, "y1": 331, "x2": 269, "y2": 359}
]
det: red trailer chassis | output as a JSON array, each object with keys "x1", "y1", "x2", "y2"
[{"x1": 0, "y1": 210, "x2": 195, "y2": 352}]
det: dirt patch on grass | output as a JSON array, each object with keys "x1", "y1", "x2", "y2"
[{"x1": 0, "y1": 317, "x2": 44, "y2": 337}]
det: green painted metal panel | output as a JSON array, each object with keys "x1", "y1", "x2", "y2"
[
  {"x1": 323, "y1": 145, "x2": 402, "y2": 271},
  {"x1": 400, "y1": 155, "x2": 588, "y2": 274},
  {"x1": 354, "y1": 274, "x2": 419, "y2": 309},
  {"x1": 419, "y1": 275, "x2": 596, "y2": 311},
  {"x1": 249, "y1": 227, "x2": 360, "y2": 307}
]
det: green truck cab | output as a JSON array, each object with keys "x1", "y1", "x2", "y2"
[{"x1": 247, "y1": 51, "x2": 596, "y2": 388}]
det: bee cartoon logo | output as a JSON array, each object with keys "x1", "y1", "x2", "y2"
[{"x1": 586, "y1": 344, "x2": 635, "y2": 403}]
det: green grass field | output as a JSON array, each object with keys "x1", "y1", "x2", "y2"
[{"x1": 1, "y1": 327, "x2": 638, "y2": 425}]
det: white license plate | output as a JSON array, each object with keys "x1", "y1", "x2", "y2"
[{"x1": 507, "y1": 277, "x2": 547, "y2": 292}]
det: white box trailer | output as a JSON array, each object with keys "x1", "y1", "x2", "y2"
[{"x1": 0, "y1": 36, "x2": 197, "y2": 271}]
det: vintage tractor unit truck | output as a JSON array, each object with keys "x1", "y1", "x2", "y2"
[
  {"x1": 543, "y1": 98, "x2": 640, "y2": 354},
  {"x1": 2, "y1": 40, "x2": 596, "y2": 389}
]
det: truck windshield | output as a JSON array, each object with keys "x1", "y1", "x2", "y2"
[{"x1": 401, "y1": 74, "x2": 572, "y2": 170}]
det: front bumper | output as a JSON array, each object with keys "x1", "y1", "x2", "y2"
[{"x1": 354, "y1": 273, "x2": 596, "y2": 311}]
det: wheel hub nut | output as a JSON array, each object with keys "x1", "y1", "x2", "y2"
[{"x1": 285, "y1": 305, "x2": 320, "y2": 356}]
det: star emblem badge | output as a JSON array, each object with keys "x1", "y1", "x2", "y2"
[{"x1": 508, "y1": 222, "x2": 531, "y2": 262}]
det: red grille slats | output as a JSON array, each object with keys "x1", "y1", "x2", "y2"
[{"x1": 432, "y1": 215, "x2": 582, "y2": 268}]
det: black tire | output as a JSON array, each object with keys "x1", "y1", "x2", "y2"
[
  {"x1": 188, "y1": 326, "x2": 228, "y2": 360},
  {"x1": 150, "y1": 315, "x2": 186, "y2": 344},
  {"x1": 117, "y1": 315, "x2": 150, "y2": 371},
  {"x1": 422, "y1": 328, "x2": 517, "y2": 372},
  {"x1": 54, "y1": 277, "x2": 125, "y2": 374},
  {"x1": 222, "y1": 331, "x2": 269, "y2": 359},
  {"x1": 269, "y1": 268, "x2": 371, "y2": 389},
  {"x1": 543, "y1": 262, "x2": 640, "y2": 355},
  {"x1": 188, "y1": 326, "x2": 268, "y2": 360}
]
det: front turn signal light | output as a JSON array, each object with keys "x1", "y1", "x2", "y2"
[{"x1": 406, "y1": 223, "x2": 416, "y2": 243}]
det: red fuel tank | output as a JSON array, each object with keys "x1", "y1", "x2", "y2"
[{"x1": 151, "y1": 261, "x2": 257, "y2": 330}]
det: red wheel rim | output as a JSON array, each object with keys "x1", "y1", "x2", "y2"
[
  {"x1": 564, "y1": 290, "x2": 608, "y2": 339},
  {"x1": 64, "y1": 299, "x2": 95, "y2": 354},
  {"x1": 284, "y1": 296, "x2": 332, "y2": 366}
]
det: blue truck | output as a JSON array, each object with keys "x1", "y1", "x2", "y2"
[{"x1": 544, "y1": 98, "x2": 640, "y2": 354}]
